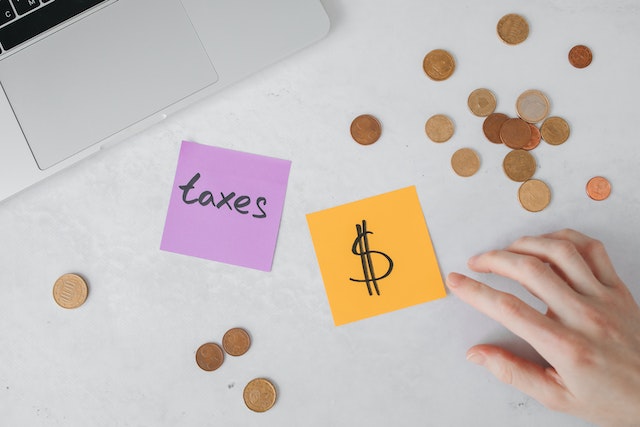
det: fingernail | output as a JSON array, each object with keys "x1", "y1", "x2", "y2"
[
  {"x1": 446, "y1": 272, "x2": 463, "y2": 288},
  {"x1": 466, "y1": 352, "x2": 486, "y2": 366},
  {"x1": 467, "y1": 255, "x2": 479, "y2": 267}
]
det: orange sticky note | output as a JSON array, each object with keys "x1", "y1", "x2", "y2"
[{"x1": 306, "y1": 186, "x2": 446, "y2": 326}]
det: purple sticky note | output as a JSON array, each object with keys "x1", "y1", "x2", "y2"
[{"x1": 160, "y1": 141, "x2": 291, "y2": 271}]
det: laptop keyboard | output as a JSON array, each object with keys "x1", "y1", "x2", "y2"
[{"x1": 0, "y1": 0, "x2": 108, "y2": 54}]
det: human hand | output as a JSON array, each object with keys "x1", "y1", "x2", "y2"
[{"x1": 446, "y1": 229, "x2": 640, "y2": 427}]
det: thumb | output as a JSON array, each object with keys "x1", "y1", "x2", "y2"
[{"x1": 467, "y1": 344, "x2": 572, "y2": 412}]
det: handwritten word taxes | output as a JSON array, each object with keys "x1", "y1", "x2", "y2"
[{"x1": 179, "y1": 173, "x2": 268, "y2": 218}]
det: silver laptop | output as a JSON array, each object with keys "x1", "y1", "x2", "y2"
[{"x1": 0, "y1": 0, "x2": 329, "y2": 202}]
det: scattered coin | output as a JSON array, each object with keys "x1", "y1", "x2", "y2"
[
  {"x1": 222, "y1": 327, "x2": 251, "y2": 357},
  {"x1": 540, "y1": 116, "x2": 570, "y2": 145},
  {"x1": 522, "y1": 124, "x2": 541, "y2": 151},
  {"x1": 500, "y1": 117, "x2": 531, "y2": 149},
  {"x1": 586, "y1": 176, "x2": 611, "y2": 201},
  {"x1": 423, "y1": 49, "x2": 455, "y2": 81},
  {"x1": 468, "y1": 88, "x2": 497, "y2": 117},
  {"x1": 516, "y1": 90, "x2": 550, "y2": 123},
  {"x1": 503, "y1": 149, "x2": 537, "y2": 182},
  {"x1": 482, "y1": 112, "x2": 509, "y2": 144},
  {"x1": 497, "y1": 13, "x2": 529, "y2": 45},
  {"x1": 518, "y1": 179, "x2": 551, "y2": 212},
  {"x1": 425, "y1": 114, "x2": 454, "y2": 142},
  {"x1": 451, "y1": 148, "x2": 480, "y2": 177},
  {"x1": 569, "y1": 45, "x2": 593, "y2": 69},
  {"x1": 243, "y1": 378, "x2": 277, "y2": 413},
  {"x1": 195, "y1": 343, "x2": 224, "y2": 372},
  {"x1": 52, "y1": 273, "x2": 88, "y2": 309},
  {"x1": 350, "y1": 114, "x2": 382, "y2": 145}
]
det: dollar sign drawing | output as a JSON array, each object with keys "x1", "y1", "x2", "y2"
[{"x1": 349, "y1": 219, "x2": 394, "y2": 296}]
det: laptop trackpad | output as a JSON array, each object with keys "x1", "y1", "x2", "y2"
[{"x1": 0, "y1": 1, "x2": 218, "y2": 170}]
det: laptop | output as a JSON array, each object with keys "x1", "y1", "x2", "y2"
[{"x1": 0, "y1": 0, "x2": 329, "y2": 202}]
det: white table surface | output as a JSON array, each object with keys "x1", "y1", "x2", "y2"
[{"x1": 1, "y1": 1, "x2": 639, "y2": 426}]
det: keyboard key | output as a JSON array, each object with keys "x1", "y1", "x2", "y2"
[
  {"x1": 0, "y1": 0, "x2": 107, "y2": 51},
  {"x1": 11, "y1": 0, "x2": 41, "y2": 16},
  {"x1": 0, "y1": 0, "x2": 15, "y2": 25}
]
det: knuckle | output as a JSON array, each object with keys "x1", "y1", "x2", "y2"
[
  {"x1": 495, "y1": 293, "x2": 524, "y2": 319},
  {"x1": 516, "y1": 256, "x2": 549, "y2": 279},
  {"x1": 584, "y1": 238, "x2": 606, "y2": 257},
  {"x1": 553, "y1": 240, "x2": 580, "y2": 262}
]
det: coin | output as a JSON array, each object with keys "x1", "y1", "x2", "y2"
[
  {"x1": 482, "y1": 113, "x2": 509, "y2": 144},
  {"x1": 243, "y1": 378, "x2": 277, "y2": 412},
  {"x1": 350, "y1": 114, "x2": 382, "y2": 145},
  {"x1": 569, "y1": 45, "x2": 593, "y2": 68},
  {"x1": 423, "y1": 49, "x2": 455, "y2": 81},
  {"x1": 451, "y1": 148, "x2": 480, "y2": 177},
  {"x1": 468, "y1": 88, "x2": 497, "y2": 117},
  {"x1": 586, "y1": 176, "x2": 611, "y2": 201},
  {"x1": 540, "y1": 116, "x2": 570, "y2": 145},
  {"x1": 500, "y1": 117, "x2": 531, "y2": 149},
  {"x1": 497, "y1": 14, "x2": 529, "y2": 45},
  {"x1": 522, "y1": 124, "x2": 541, "y2": 151},
  {"x1": 518, "y1": 179, "x2": 551, "y2": 212},
  {"x1": 425, "y1": 114, "x2": 454, "y2": 142},
  {"x1": 195, "y1": 343, "x2": 224, "y2": 372},
  {"x1": 222, "y1": 327, "x2": 251, "y2": 356},
  {"x1": 52, "y1": 273, "x2": 88, "y2": 309},
  {"x1": 516, "y1": 90, "x2": 550, "y2": 123},
  {"x1": 503, "y1": 149, "x2": 537, "y2": 182}
]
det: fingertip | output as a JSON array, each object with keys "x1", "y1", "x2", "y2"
[{"x1": 446, "y1": 272, "x2": 466, "y2": 288}]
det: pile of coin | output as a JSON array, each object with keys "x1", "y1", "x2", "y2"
[{"x1": 195, "y1": 327, "x2": 277, "y2": 412}]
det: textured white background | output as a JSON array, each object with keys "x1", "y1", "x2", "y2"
[{"x1": 1, "y1": 1, "x2": 639, "y2": 426}]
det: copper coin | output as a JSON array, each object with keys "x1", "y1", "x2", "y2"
[
  {"x1": 243, "y1": 378, "x2": 277, "y2": 412},
  {"x1": 423, "y1": 49, "x2": 455, "y2": 81},
  {"x1": 52, "y1": 273, "x2": 88, "y2": 309},
  {"x1": 425, "y1": 114, "x2": 454, "y2": 142},
  {"x1": 522, "y1": 124, "x2": 541, "y2": 151},
  {"x1": 222, "y1": 327, "x2": 251, "y2": 356},
  {"x1": 350, "y1": 114, "x2": 382, "y2": 145},
  {"x1": 451, "y1": 148, "x2": 480, "y2": 177},
  {"x1": 516, "y1": 90, "x2": 550, "y2": 123},
  {"x1": 468, "y1": 88, "x2": 497, "y2": 117},
  {"x1": 518, "y1": 179, "x2": 551, "y2": 212},
  {"x1": 500, "y1": 118, "x2": 531, "y2": 149},
  {"x1": 195, "y1": 343, "x2": 224, "y2": 372},
  {"x1": 483, "y1": 113, "x2": 509, "y2": 144},
  {"x1": 569, "y1": 45, "x2": 593, "y2": 68},
  {"x1": 541, "y1": 116, "x2": 570, "y2": 145},
  {"x1": 497, "y1": 14, "x2": 529, "y2": 45},
  {"x1": 586, "y1": 176, "x2": 611, "y2": 201},
  {"x1": 503, "y1": 149, "x2": 537, "y2": 182}
]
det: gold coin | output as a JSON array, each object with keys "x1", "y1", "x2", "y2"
[
  {"x1": 195, "y1": 343, "x2": 224, "y2": 372},
  {"x1": 52, "y1": 273, "x2": 88, "y2": 309},
  {"x1": 503, "y1": 149, "x2": 537, "y2": 182},
  {"x1": 518, "y1": 179, "x2": 551, "y2": 212},
  {"x1": 569, "y1": 45, "x2": 593, "y2": 69},
  {"x1": 467, "y1": 88, "x2": 497, "y2": 117},
  {"x1": 540, "y1": 116, "x2": 570, "y2": 145},
  {"x1": 222, "y1": 327, "x2": 251, "y2": 356},
  {"x1": 451, "y1": 148, "x2": 480, "y2": 177},
  {"x1": 243, "y1": 378, "x2": 277, "y2": 413},
  {"x1": 586, "y1": 176, "x2": 611, "y2": 201},
  {"x1": 482, "y1": 113, "x2": 509, "y2": 144},
  {"x1": 350, "y1": 114, "x2": 382, "y2": 145},
  {"x1": 500, "y1": 117, "x2": 531, "y2": 149},
  {"x1": 425, "y1": 114, "x2": 454, "y2": 142},
  {"x1": 497, "y1": 14, "x2": 529, "y2": 45},
  {"x1": 516, "y1": 90, "x2": 550, "y2": 123},
  {"x1": 423, "y1": 49, "x2": 455, "y2": 81}
]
